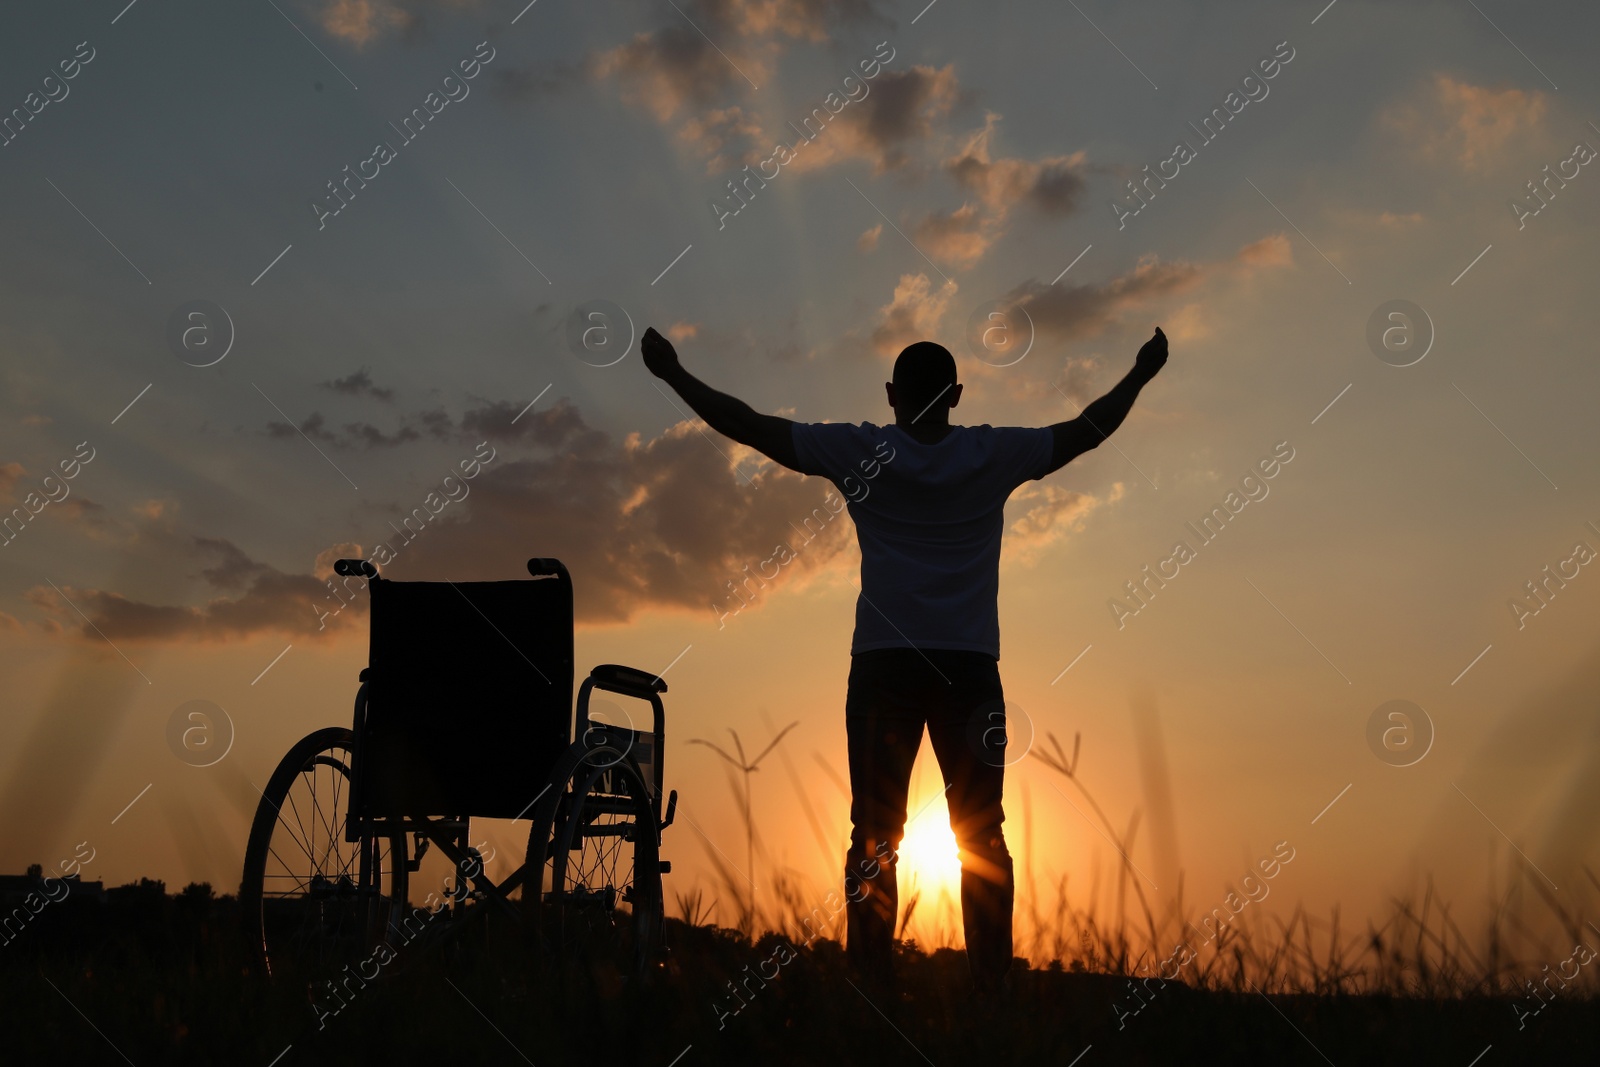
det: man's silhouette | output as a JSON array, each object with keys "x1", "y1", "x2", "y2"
[{"x1": 642, "y1": 326, "x2": 1168, "y2": 991}]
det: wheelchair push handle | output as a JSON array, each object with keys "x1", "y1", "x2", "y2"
[
  {"x1": 334, "y1": 558, "x2": 378, "y2": 578},
  {"x1": 527, "y1": 557, "x2": 569, "y2": 580}
]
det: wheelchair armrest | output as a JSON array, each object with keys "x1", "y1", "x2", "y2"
[
  {"x1": 587, "y1": 663, "x2": 667, "y2": 697},
  {"x1": 576, "y1": 665, "x2": 670, "y2": 828}
]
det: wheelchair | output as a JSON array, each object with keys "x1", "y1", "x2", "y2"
[{"x1": 239, "y1": 557, "x2": 678, "y2": 980}]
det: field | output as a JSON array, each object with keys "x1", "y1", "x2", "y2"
[
  {"x1": 3, "y1": 890, "x2": 1597, "y2": 1066},
  {"x1": 6, "y1": 740, "x2": 1598, "y2": 1067}
]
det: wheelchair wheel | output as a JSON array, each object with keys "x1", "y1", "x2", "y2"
[
  {"x1": 528, "y1": 740, "x2": 662, "y2": 974},
  {"x1": 240, "y1": 727, "x2": 409, "y2": 979}
]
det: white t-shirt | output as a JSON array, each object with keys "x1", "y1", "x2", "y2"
[{"x1": 790, "y1": 421, "x2": 1054, "y2": 659}]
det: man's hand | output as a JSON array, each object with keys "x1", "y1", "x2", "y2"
[
  {"x1": 1135, "y1": 327, "x2": 1168, "y2": 378},
  {"x1": 1046, "y1": 326, "x2": 1165, "y2": 475},
  {"x1": 640, "y1": 328, "x2": 803, "y2": 470},
  {"x1": 641, "y1": 326, "x2": 681, "y2": 380}
]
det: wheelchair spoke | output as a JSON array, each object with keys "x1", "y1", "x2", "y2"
[
  {"x1": 271, "y1": 789, "x2": 323, "y2": 870},
  {"x1": 533, "y1": 742, "x2": 662, "y2": 973},
  {"x1": 243, "y1": 729, "x2": 409, "y2": 980}
]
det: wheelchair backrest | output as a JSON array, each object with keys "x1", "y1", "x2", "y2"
[{"x1": 354, "y1": 574, "x2": 574, "y2": 820}]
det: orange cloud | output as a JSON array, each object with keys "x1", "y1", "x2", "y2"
[
  {"x1": 945, "y1": 113, "x2": 1088, "y2": 217},
  {"x1": 1378, "y1": 210, "x2": 1424, "y2": 227},
  {"x1": 40, "y1": 400, "x2": 858, "y2": 641},
  {"x1": 588, "y1": 1, "x2": 881, "y2": 171},
  {"x1": 0, "y1": 462, "x2": 24, "y2": 502},
  {"x1": 912, "y1": 203, "x2": 994, "y2": 269},
  {"x1": 729, "y1": 0, "x2": 875, "y2": 42},
  {"x1": 316, "y1": 0, "x2": 415, "y2": 47},
  {"x1": 780, "y1": 64, "x2": 962, "y2": 175},
  {"x1": 1004, "y1": 482, "x2": 1125, "y2": 565},
  {"x1": 904, "y1": 114, "x2": 1092, "y2": 271},
  {"x1": 1237, "y1": 232, "x2": 1293, "y2": 269},
  {"x1": 593, "y1": 27, "x2": 767, "y2": 123},
  {"x1": 1387, "y1": 74, "x2": 1548, "y2": 171},
  {"x1": 998, "y1": 231, "x2": 1289, "y2": 350},
  {"x1": 869, "y1": 273, "x2": 959, "y2": 356},
  {"x1": 1003, "y1": 253, "x2": 1205, "y2": 343},
  {"x1": 678, "y1": 106, "x2": 765, "y2": 175},
  {"x1": 1163, "y1": 302, "x2": 1210, "y2": 343}
]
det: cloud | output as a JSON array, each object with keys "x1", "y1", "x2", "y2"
[
  {"x1": 592, "y1": 11, "x2": 957, "y2": 181},
  {"x1": 998, "y1": 234, "x2": 1289, "y2": 351},
  {"x1": 29, "y1": 538, "x2": 358, "y2": 643},
  {"x1": 869, "y1": 272, "x2": 959, "y2": 356},
  {"x1": 973, "y1": 235, "x2": 1293, "y2": 404},
  {"x1": 593, "y1": 26, "x2": 766, "y2": 123},
  {"x1": 266, "y1": 410, "x2": 338, "y2": 444},
  {"x1": 906, "y1": 114, "x2": 1091, "y2": 270},
  {"x1": 393, "y1": 418, "x2": 857, "y2": 623},
  {"x1": 1378, "y1": 210, "x2": 1424, "y2": 227},
  {"x1": 857, "y1": 223, "x2": 882, "y2": 251},
  {"x1": 1237, "y1": 232, "x2": 1293, "y2": 269},
  {"x1": 0, "y1": 462, "x2": 24, "y2": 502},
  {"x1": 313, "y1": 0, "x2": 484, "y2": 47},
  {"x1": 314, "y1": 541, "x2": 366, "y2": 580},
  {"x1": 587, "y1": 0, "x2": 882, "y2": 172},
  {"x1": 1052, "y1": 355, "x2": 1103, "y2": 407},
  {"x1": 784, "y1": 64, "x2": 961, "y2": 175},
  {"x1": 1002, "y1": 253, "x2": 1206, "y2": 342},
  {"x1": 316, "y1": 0, "x2": 417, "y2": 47},
  {"x1": 489, "y1": 62, "x2": 582, "y2": 102},
  {"x1": 264, "y1": 406, "x2": 455, "y2": 449},
  {"x1": 945, "y1": 113, "x2": 1088, "y2": 216},
  {"x1": 194, "y1": 536, "x2": 275, "y2": 592},
  {"x1": 1386, "y1": 74, "x2": 1548, "y2": 171},
  {"x1": 678, "y1": 106, "x2": 765, "y2": 175},
  {"x1": 457, "y1": 396, "x2": 607, "y2": 449},
  {"x1": 1004, "y1": 481, "x2": 1125, "y2": 565},
  {"x1": 1162, "y1": 302, "x2": 1211, "y2": 343},
  {"x1": 321, "y1": 367, "x2": 396, "y2": 402},
  {"x1": 667, "y1": 322, "x2": 700, "y2": 342},
  {"x1": 722, "y1": 0, "x2": 881, "y2": 41},
  {"x1": 45, "y1": 401, "x2": 856, "y2": 640},
  {"x1": 0, "y1": 461, "x2": 106, "y2": 541},
  {"x1": 911, "y1": 202, "x2": 994, "y2": 269}
]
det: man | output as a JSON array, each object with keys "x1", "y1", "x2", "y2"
[{"x1": 642, "y1": 325, "x2": 1168, "y2": 991}]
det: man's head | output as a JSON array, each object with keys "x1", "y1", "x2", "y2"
[{"x1": 887, "y1": 341, "x2": 962, "y2": 424}]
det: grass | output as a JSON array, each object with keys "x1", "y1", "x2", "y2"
[
  {"x1": 3, "y1": 731, "x2": 1595, "y2": 1063},
  {"x1": 3, "y1": 898, "x2": 1595, "y2": 1065},
  {"x1": 684, "y1": 728, "x2": 1600, "y2": 1002}
]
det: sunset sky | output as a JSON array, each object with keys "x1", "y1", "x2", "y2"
[{"x1": 2, "y1": 0, "x2": 1598, "y2": 952}]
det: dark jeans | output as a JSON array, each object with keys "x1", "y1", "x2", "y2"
[{"x1": 843, "y1": 647, "x2": 1014, "y2": 989}]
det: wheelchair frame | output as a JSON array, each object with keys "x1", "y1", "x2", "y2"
[{"x1": 238, "y1": 557, "x2": 678, "y2": 979}]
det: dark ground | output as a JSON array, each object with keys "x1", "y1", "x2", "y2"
[{"x1": 0, "y1": 891, "x2": 1592, "y2": 1066}]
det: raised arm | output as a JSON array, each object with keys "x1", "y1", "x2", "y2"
[
  {"x1": 1046, "y1": 327, "x2": 1167, "y2": 475},
  {"x1": 641, "y1": 326, "x2": 801, "y2": 471}
]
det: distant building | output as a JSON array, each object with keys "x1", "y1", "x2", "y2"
[{"x1": 0, "y1": 864, "x2": 106, "y2": 907}]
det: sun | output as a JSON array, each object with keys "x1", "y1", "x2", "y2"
[{"x1": 896, "y1": 801, "x2": 963, "y2": 902}]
